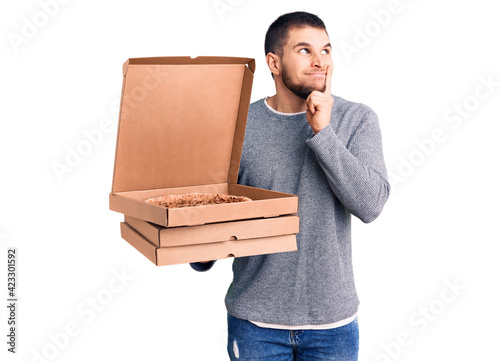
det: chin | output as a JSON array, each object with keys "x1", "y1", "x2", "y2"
[
  {"x1": 303, "y1": 78, "x2": 325, "y2": 90},
  {"x1": 309, "y1": 84, "x2": 327, "y2": 94}
]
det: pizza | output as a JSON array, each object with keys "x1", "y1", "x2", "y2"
[{"x1": 145, "y1": 193, "x2": 252, "y2": 208}]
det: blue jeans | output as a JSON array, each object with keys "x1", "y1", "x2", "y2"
[{"x1": 227, "y1": 313, "x2": 359, "y2": 360}]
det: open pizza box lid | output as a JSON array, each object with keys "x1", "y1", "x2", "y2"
[{"x1": 109, "y1": 57, "x2": 298, "y2": 227}]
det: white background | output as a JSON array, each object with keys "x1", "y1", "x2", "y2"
[{"x1": 1, "y1": 0, "x2": 499, "y2": 360}]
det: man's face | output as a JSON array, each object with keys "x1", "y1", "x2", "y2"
[{"x1": 279, "y1": 26, "x2": 333, "y2": 99}]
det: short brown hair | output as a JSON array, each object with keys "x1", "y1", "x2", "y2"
[{"x1": 265, "y1": 11, "x2": 327, "y2": 56}]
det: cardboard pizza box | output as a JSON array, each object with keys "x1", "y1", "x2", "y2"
[
  {"x1": 120, "y1": 222, "x2": 298, "y2": 266},
  {"x1": 109, "y1": 56, "x2": 298, "y2": 227},
  {"x1": 124, "y1": 214, "x2": 300, "y2": 248}
]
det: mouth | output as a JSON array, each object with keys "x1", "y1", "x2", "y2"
[{"x1": 305, "y1": 72, "x2": 326, "y2": 78}]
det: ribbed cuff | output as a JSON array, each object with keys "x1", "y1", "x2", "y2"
[{"x1": 306, "y1": 123, "x2": 338, "y2": 151}]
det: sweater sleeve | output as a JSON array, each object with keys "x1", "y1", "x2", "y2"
[
  {"x1": 306, "y1": 110, "x2": 390, "y2": 223},
  {"x1": 189, "y1": 261, "x2": 216, "y2": 272}
]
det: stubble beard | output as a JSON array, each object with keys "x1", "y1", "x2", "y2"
[{"x1": 281, "y1": 66, "x2": 327, "y2": 100}]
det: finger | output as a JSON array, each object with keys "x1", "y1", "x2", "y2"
[
  {"x1": 306, "y1": 94, "x2": 317, "y2": 114},
  {"x1": 324, "y1": 65, "x2": 332, "y2": 95}
]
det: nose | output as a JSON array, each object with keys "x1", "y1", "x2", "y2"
[{"x1": 311, "y1": 51, "x2": 325, "y2": 68}]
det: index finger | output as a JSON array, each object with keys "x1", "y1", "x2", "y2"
[{"x1": 324, "y1": 64, "x2": 332, "y2": 95}]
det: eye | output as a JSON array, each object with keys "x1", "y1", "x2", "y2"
[
  {"x1": 321, "y1": 49, "x2": 330, "y2": 55},
  {"x1": 299, "y1": 48, "x2": 310, "y2": 54}
]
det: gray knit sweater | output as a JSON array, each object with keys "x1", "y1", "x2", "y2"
[
  {"x1": 194, "y1": 95, "x2": 390, "y2": 326},
  {"x1": 192, "y1": 96, "x2": 390, "y2": 326}
]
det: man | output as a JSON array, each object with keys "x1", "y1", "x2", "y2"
[{"x1": 192, "y1": 11, "x2": 390, "y2": 360}]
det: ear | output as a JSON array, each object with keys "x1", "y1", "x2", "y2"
[{"x1": 266, "y1": 52, "x2": 281, "y2": 77}]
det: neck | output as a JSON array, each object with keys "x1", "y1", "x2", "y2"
[{"x1": 266, "y1": 78, "x2": 307, "y2": 113}]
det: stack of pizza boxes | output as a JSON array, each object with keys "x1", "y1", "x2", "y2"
[{"x1": 109, "y1": 57, "x2": 299, "y2": 266}]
